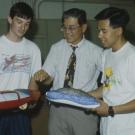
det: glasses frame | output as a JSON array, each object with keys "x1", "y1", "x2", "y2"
[{"x1": 61, "y1": 25, "x2": 81, "y2": 32}]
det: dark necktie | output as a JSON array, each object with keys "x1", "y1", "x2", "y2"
[{"x1": 64, "y1": 46, "x2": 77, "y2": 88}]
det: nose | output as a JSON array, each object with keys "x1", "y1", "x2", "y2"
[
  {"x1": 98, "y1": 31, "x2": 102, "y2": 39},
  {"x1": 64, "y1": 28, "x2": 71, "y2": 34},
  {"x1": 21, "y1": 24, "x2": 25, "y2": 31}
]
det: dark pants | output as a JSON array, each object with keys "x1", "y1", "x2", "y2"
[{"x1": 0, "y1": 109, "x2": 31, "y2": 135}]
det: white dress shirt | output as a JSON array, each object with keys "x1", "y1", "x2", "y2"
[{"x1": 43, "y1": 38, "x2": 102, "y2": 92}]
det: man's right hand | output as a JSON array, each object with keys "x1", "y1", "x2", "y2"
[
  {"x1": 34, "y1": 69, "x2": 47, "y2": 82},
  {"x1": 34, "y1": 69, "x2": 53, "y2": 85}
]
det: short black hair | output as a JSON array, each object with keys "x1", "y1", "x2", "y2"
[
  {"x1": 9, "y1": 2, "x2": 34, "y2": 20},
  {"x1": 95, "y1": 7, "x2": 130, "y2": 30},
  {"x1": 62, "y1": 8, "x2": 87, "y2": 26}
]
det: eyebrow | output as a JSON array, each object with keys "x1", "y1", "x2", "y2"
[{"x1": 15, "y1": 16, "x2": 31, "y2": 23}]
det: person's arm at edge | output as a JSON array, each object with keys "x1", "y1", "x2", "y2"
[
  {"x1": 113, "y1": 99, "x2": 135, "y2": 114},
  {"x1": 28, "y1": 76, "x2": 41, "y2": 101},
  {"x1": 88, "y1": 86, "x2": 135, "y2": 115},
  {"x1": 95, "y1": 98, "x2": 135, "y2": 116}
]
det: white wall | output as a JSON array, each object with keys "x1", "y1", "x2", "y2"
[
  {"x1": 0, "y1": 0, "x2": 109, "y2": 19},
  {"x1": 38, "y1": 2, "x2": 109, "y2": 19},
  {"x1": 0, "y1": 0, "x2": 12, "y2": 18}
]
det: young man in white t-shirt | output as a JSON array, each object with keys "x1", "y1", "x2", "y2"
[
  {"x1": 0, "y1": 2, "x2": 41, "y2": 135},
  {"x1": 89, "y1": 7, "x2": 135, "y2": 135}
]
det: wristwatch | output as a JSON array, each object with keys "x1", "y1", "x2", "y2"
[{"x1": 108, "y1": 106, "x2": 114, "y2": 117}]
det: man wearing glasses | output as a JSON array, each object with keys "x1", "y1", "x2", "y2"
[{"x1": 34, "y1": 8, "x2": 102, "y2": 135}]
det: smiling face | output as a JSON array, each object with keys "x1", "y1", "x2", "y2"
[
  {"x1": 97, "y1": 19, "x2": 123, "y2": 51},
  {"x1": 7, "y1": 16, "x2": 31, "y2": 41},
  {"x1": 62, "y1": 17, "x2": 87, "y2": 45}
]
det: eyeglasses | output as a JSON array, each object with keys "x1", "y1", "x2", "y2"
[{"x1": 61, "y1": 25, "x2": 81, "y2": 31}]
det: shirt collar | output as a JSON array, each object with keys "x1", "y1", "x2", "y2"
[{"x1": 67, "y1": 36, "x2": 85, "y2": 48}]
